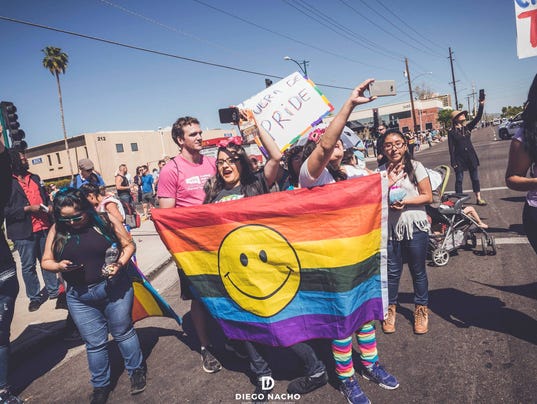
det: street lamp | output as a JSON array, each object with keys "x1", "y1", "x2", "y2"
[
  {"x1": 158, "y1": 126, "x2": 165, "y2": 158},
  {"x1": 403, "y1": 59, "x2": 432, "y2": 132},
  {"x1": 283, "y1": 56, "x2": 309, "y2": 77}
]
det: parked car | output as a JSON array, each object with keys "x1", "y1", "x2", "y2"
[{"x1": 498, "y1": 113, "x2": 523, "y2": 140}]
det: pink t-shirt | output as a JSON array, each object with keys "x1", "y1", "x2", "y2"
[{"x1": 157, "y1": 154, "x2": 216, "y2": 207}]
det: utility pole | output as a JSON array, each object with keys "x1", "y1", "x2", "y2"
[
  {"x1": 466, "y1": 95, "x2": 471, "y2": 114},
  {"x1": 448, "y1": 47, "x2": 459, "y2": 109},
  {"x1": 405, "y1": 57, "x2": 418, "y2": 132},
  {"x1": 470, "y1": 82, "x2": 477, "y2": 116}
]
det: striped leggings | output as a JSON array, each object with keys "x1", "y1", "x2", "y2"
[{"x1": 331, "y1": 321, "x2": 378, "y2": 379}]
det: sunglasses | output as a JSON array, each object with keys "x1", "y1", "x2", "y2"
[
  {"x1": 216, "y1": 158, "x2": 239, "y2": 167},
  {"x1": 57, "y1": 213, "x2": 86, "y2": 223}
]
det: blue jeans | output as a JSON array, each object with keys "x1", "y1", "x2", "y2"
[
  {"x1": 67, "y1": 272, "x2": 143, "y2": 388},
  {"x1": 245, "y1": 341, "x2": 325, "y2": 379},
  {"x1": 13, "y1": 230, "x2": 59, "y2": 301},
  {"x1": 387, "y1": 230, "x2": 429, "y2": 306},
  {"x1": 454, "y1": 166, "x2": 480, "y2": 194},
  {"x1": 0, "y1": 268, "x2": 19, "y2": 389}
]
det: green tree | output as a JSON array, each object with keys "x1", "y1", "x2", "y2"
[
  {"x1": 42, "y1": 46, "x2": 74, "y2": 179},
  {"x1": 501, "y1": 105, "x2": 524, "y2": 118},
  {"x1": 437, "y1": 109, "x2": 453, "y2": 131}
]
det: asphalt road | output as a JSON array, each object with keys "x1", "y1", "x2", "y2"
[{"x1": 14, "y1": 127, "x2": 537, "y2": 403}]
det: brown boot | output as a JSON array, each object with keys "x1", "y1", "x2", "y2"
[
  {"x1": 382, "y1": 304, "x2": 396, "y2": 334},
  {"x1": 414, "y1": 305, "x2": 429, "y2": 334}
]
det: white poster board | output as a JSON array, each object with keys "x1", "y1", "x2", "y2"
[
  {"x1": 238, "y1": 72, "x2": 334, "y2": 151},
  {"x1": 515, "y1": 0, "x2": 537, "y2": 59}
]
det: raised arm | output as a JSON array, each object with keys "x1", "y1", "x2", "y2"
[
  {"x1": 307, "y1": 79, "x2": 376, "y2": 179},
  {"x1": 467, "y1": 101, "x2": 484, "y2": 131}
]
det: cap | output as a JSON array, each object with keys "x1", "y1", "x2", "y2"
[{"x1": 78, "y1": 158, "x2": 94, "y2": 170}]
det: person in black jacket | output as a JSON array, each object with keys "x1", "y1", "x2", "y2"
[
  {"x1": 448, "y1": 99, "x2": 486, "y2": 205},
  {"x1": 4, "y1": 149, "x2": 59, "y2": 311},
  {"x1": 0, "y1": 137, "x2": 23, "y2": 403}
]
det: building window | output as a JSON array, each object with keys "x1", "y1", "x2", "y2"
[
  {"x1": 47, "y1": 155, "x2": 52, "y2": 165},
  {"x1": 116, "y1": 144, "x2": 124, "y2": 153},
  {"x1": 56, "y1": 152, "x2": 61, "y2": 164},
  {"x1": 131, "y1": 143, "x2": 138, "y2": 152}
]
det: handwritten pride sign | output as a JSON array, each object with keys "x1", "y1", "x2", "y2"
[
  {"x1": 239, "y1": 72, "x2": 334, "y2": 151},
  {"x1": 515, "y1": 0, "x2": 537, "y2": 59}
]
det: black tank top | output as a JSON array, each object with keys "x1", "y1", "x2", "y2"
[{"x1": 59, "y1": 226, "x2": 112, "y2": 285}]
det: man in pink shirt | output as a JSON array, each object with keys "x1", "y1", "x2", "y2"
[{"x1": 157, "y1": 116, "x2": 221, "y2": 373}]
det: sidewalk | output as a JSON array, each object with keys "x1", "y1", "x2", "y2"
[{"x1": 9, "y1": 218, "x2": 172, "y2": 365}]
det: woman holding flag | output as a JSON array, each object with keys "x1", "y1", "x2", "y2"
[{"x1": 299, "y1": 79, "x2": 399, "y2": 404}]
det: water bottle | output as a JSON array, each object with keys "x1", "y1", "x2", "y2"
[{"x1": 102, "y1": 243, "x2": 120, "y2": 277}]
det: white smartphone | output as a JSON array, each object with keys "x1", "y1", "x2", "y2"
[
  {"x1": 40, "y1": 203, "x2": 49, "y2": 212},
  {"x1": 369, "y1": 80, "x2": 397, "y2": 97}
]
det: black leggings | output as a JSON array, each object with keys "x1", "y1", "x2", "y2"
[{"x1": 523, "y1": 202, "x2": 537, "y2": 254}]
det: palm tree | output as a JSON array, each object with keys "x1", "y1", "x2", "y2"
[{"x1": 42, "y1": 46, "x2": 74, "y2": 179}]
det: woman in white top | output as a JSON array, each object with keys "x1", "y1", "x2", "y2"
[
  {"x1": 299, "y1": 79, "x2": 400, "y2": 404},
  {"x1": 379, "y1": 129, "x2": 432, "y2": 336},
  {"x1": 80, "y1": 183, "x2": 125, "y2": 223}
]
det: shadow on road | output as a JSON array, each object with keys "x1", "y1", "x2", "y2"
[
  {"x1": 399, "y1": 289, "x2": 537, "y2": 345},
  {"x1": 470, "y1": 280, "x2": 537, "y2": 301}
]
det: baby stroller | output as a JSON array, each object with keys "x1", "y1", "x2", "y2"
[{"x1": 426, "y1": 165, "x2": 496, "y2": 267}]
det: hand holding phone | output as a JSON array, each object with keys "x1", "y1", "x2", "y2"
[
  {"x1": 64, "y1": 263, "x2": 84, "y2": 272},
  {"x1": 40, "y1": 203, "x2": 49, "y2": 213},
  {"x1": 369, "y1": 80, "x2": 397, "y2": 97},
  {"x1": 218, "y1": 107, "x2": 240, "y2": 124}
]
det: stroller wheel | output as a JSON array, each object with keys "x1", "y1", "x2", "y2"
[
  {"x1": 488, "y1": 235, "x2": 497, "y2": 255},
  {"x1": 467, "y1": 232, "x2": 477, "y2": 249},
  {"x1": 432, "y1": 247, "x2": 450, "y2": 266}
]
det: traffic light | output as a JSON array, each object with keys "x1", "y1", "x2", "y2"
[
  {"x1": 0, "y1": 101, "x2": 26, "y2": 149},
  {"x1": 372, "y1": 108, "x2": 379, "y2": 129}
]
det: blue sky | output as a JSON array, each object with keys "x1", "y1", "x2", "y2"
[{"x1": 0, "y1": 0, "x2": 534, "y2": 147}]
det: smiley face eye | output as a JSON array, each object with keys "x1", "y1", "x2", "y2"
[
  {"x1": 259, "y1": 250, "x2": 267, "y2": 263},
  {"x1": 240, "y1": 253, "x2": 248, "y2": 266}
]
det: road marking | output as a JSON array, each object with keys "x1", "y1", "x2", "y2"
[
  {"x1": 479, "y1": 236, "x2": 528, "y2": 245},
  {"x1": 453, "y1": 186, "x2": 510, "y2": 193}
]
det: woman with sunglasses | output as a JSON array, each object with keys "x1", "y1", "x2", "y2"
[
  {"x1": 41, "y1": 188, "x2": 146, "y2": 404},
  {"x1": 203, "y1": 111, "x2": 281, "y2": 203},
  {"x1": 379, "y1": 129, "x2": 432, "y2": 336},
  {"x1": 299, "y1": 79, "x2": 399, "y2": 404}
]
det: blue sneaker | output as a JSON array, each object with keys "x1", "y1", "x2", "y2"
[
  {"x1": 360, "y1": 362, "x2": 399, "y2": 390},
  {"x1": 339, "y1": 376, "x2": 370, "y2": 404}
]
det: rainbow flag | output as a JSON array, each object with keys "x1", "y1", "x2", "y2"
[
  {"x1": 152, "y1": 174, "x2": 387, "y2": 347},
  {"x1": 126, "y1": 258, "x2": 182, "y2": 326}
]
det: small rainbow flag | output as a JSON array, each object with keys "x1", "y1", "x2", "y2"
[
  {"x1": 126, "y1": 258, "x2": 182, "y2": 325},
  {"x1": 152, "y1": 174, "x2": 387, "y2": 347}
]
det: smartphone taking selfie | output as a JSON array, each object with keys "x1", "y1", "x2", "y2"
[
  {"x1": 218, "y1": 107, "x2": 240, "y2": 124},
  {"x1": 369, "y1": 80, "x2": 397, "y2": 97}
]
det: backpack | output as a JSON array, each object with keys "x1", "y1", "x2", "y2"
[{"x1": 120, "y1": 198, "x2": 141, "y2": 229}]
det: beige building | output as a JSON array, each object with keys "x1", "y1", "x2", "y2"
[{"x1": 25, "y1": 127, "x2": 237, "y2": 185}]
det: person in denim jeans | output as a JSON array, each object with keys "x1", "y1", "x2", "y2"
[
  {"x1": 379, "y1": 129, "x2": 433, "y2": 335},
  {"x1": 41, "y1": 188, "x2": 145, "y2": 404},
  {"x1": 0, "y1": 139, "x2": 23, "y2": 403},
  {"x1": 5, "y1": 149, "x2": 59, "y2": 312}
]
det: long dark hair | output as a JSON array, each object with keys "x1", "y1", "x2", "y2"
[
  {"x1": 300, "y1": 139, "x2": 348, "y2": 182},
  {"x1": 522, "y1": 74, "x2": 537, "y2": 163},
  {"x1": 381, "y1": 129, "x2": 418, "y2": 185},
  {"x1": 51, "y1": 187, "x2": 117, "y2": 259},
  {"x1": 285, "y1": 146, "x2": 303, "y2": 188},
  {"x1": 204, "y1": 144, "x2": 266, "y2": 203}
]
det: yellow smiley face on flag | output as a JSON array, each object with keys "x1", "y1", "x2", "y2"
[{"x1": 218, "y1": 224, "x2": 301, "y2": 317}]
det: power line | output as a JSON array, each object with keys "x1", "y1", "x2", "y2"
[
  {"x1": 284, "y1": 0, "x2": 404, "y2": 61},
  {"x1": 190, "y1": 0, "x2": 388, "y2": 71},
  {"x1": 0, "y1": 15, "x2": 358, "y2": 91},
  {"x1": 339, "y1": 0, "x2": 443, "y2": 58},
  {"x1": 374, "y1": 0, "x2": 448, "y2": 55},
  {"x1": 98, "y1": 0, "x2": 241, "y2": 56}
]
